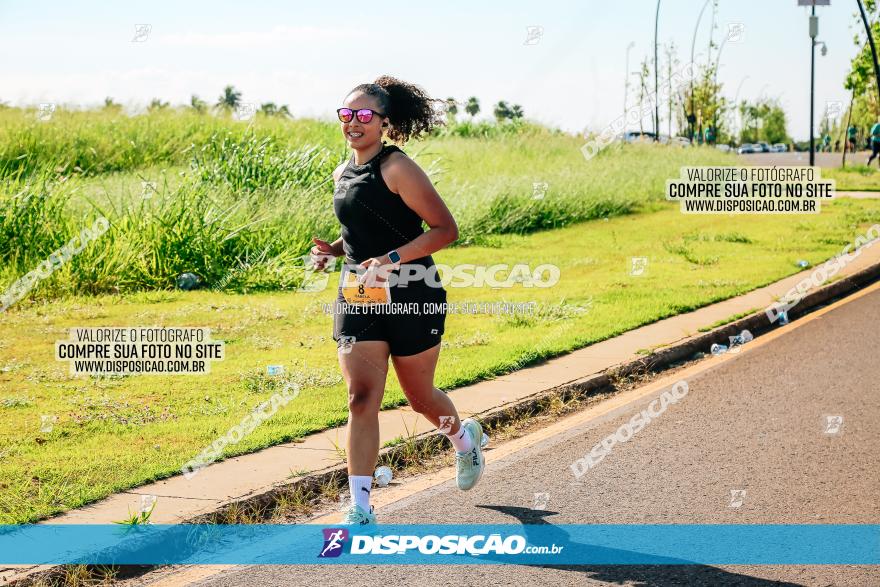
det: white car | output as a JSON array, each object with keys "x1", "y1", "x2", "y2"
[
  {"x1": 737, "y1": 144, "x2": 755, "y2": 154},
  {"x1": 770, "y1": 143, "x2": 788, "y2": 153}
]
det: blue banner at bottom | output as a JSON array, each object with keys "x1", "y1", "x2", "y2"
[{"x1": 1, "y1": 524, "x2": 877, "y2": 565}]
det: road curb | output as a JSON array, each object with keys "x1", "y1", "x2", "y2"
[{"x1": 7, "y1": 260, "x2": 880, "y2": 586}]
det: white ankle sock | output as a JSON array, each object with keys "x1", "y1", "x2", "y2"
[
  {"x1": 349, "y1": 475, "x2": 372, "y2": 511},
  {"x1": 445, "y1": 422, "x2": 473, "y2": 453}
]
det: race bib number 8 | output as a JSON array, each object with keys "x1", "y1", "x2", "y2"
[{"x1": 341, "y1": 270, "x2": 390, "y2": 305}]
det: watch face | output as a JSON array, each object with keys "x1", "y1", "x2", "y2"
[{"x1": 389, "y1": 251, "x2": 401, "y2": 263}]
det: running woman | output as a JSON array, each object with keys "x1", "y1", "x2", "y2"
[
  {"x1": 868, "y1": 120, "x2": 880, "y2": 167},
  {"x1": 847, "y1": 125, "x2": 858, "y2": 153},
  {"x1": 310, "y1": 76, "x2": 485, "y2": 525}
]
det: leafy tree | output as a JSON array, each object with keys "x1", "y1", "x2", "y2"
[
  {"x1": 465, "y1": 96, "x2": 480, "y2": 118},
  {"x1": 445, "y1": 97, "x2": 458, "y2": 123},
  {"x1": 258, "y1": 103, "x2": 291, "y2": 118},
  {"x1": 147, "y1": 98, "x2": 169, "y2": 112},
  {"x1": 664, "y1": 42, "x2": 680, "y2": 138},
  {"x1": 739, "y1": 98, "x2": 788, "y2": 144},
  {"x1": 844, "y1": 0, "x2": 880, "y2": 126},
  {"x1": 492, "y1": 101, "x2": 524, "y2": 122},
  {"x1": 493, "y1": 100, "x2": 511, "y2": 122},
  {"x1": 102, "y1": 97, "x2": 122, "y2": 113},
  {"x1": 217, "y1": 85, "x2": 242, "y2": 111},
  {"x1": 190, "y1": 95, "x2": 208, "y2": 114},
  {"x1": 762, "y1": 103, "x2": 788, "y2": 144},
  {"x1": 636, "y1": 57, "x2": 650, "y2": 134},
  {"x1": 678, "y1": 62, "x2": 726, "y2": 144}
]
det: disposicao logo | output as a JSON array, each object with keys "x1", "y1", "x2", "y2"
[
  {"x1": 318, "y1": 529, "x2": 562, "y2": 558},
  {"x1": 318, "y1": 528, "x2": 349, "y2": 558}
]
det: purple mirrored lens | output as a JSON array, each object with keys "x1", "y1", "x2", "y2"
[
  {"x1": 337, "y1": 108, "x2": 353, "y2": 122},
  {"x1": 355, "y1": 109, "x2": 373, "y2": 123}
]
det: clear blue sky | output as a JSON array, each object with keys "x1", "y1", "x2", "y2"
[{"x1": 0, "y1": 0, "x2": 870, "y2": 140}]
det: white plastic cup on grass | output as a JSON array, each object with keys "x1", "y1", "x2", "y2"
[
  {"x1": 374, "y1": 466, "x2": 392, "y2": 487},
  {"x1": 710, "y1": 343, "x2": 728, "y2": 355}
]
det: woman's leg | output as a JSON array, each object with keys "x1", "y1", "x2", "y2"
[
  {"x1": 391, "y1": 342, "x2": 462, "y2": 433},
  {"x1": 392, "y1": 342, "x2": 485, "y2": 490},
  {"x1": 339, "y1": 340, "x2": 389, "y2": 475}
]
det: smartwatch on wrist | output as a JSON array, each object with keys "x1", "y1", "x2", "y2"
[{"x1": 387, "y1": 249, "x2": 401, "y2": 269}]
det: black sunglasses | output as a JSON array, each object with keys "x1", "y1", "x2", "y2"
[{"x1": 337, "y1": 108, "x2": 386, "y2": 124}]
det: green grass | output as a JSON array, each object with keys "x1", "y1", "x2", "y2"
[
  {"x1": 825, "y1": 164, "x2": 880, "y2": 191},
  {"x1": 5, "y1": 107, "x2": 880, "y2": 523},
  {"x1": 0, "y1": 108, "x2": 339, "y2": 179},
  {"x1": 2, "y1": 197, "x2": 879, "y2": 523},
  {"x1": 1, "y1": 116, "x2": 736, "y2": 299}
]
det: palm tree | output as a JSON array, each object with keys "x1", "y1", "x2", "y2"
[
  {"x1": 190, "y1": 95, "x2": 208, "y2": 113},
  {"x1": 103, "y1": 97, "x2": 122, "y2": 112},
  {"x1": 465, "y1": 96, "x2": 480, "y2": 118},
  {"x1": 493, "y1": 101, "x2": 511, "y2": 122},
  {"x1": 258, "y1": 103, "x2": 292, "y2": 118},
  {"x1": 216, "y1": 85, "x2": 242, "y2": 111},
  {"x1": 147, "y1": 98, "x2": 169, "y2": 112},
  {"x1": 445, "y1": 97, "x2": 458, "y2": 122}
]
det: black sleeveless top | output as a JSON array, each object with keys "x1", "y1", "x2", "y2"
[{"x1": 333, "y1": 143, "x2": 434, "y2": 267}]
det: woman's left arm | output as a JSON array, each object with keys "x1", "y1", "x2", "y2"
[{"x1": 371, "y1": 154, "x2": 459, "y2": 266}]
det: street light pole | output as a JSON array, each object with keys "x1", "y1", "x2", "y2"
[
  {"x1": 809, "y1": 3, "x2": 817, "y2": 166},
  {"x1": 689, "y1": 0, "x2": 712, "y2": 141},
  {"x1": 654, "y1": 0, "x2": 661, "y2": 140},
  {"x1": 713, "y1": 35, "x2": 729, "y2": 82},
  {"x1": 709, "y1": 35, "x2": 730, "y2": 144},
  {"x1": 856, "y1": 0, "x2": 880, "y2": 107}
]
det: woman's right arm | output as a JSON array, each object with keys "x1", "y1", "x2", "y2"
[
  {"x1": 328, "y1": 237, "x2": 344, "y2": 257},
  {"x1": 310, "y1": 162, "x2": 348, "y2": 265},
  {"x1": 328, "y1": 162, "x2": 347, "y2": 256}
]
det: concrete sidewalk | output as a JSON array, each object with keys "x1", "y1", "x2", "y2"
[
  {"x1": 838, "y1": 190, "x2": 880, "y2": 199},
  {"x1": 29, "y1": 238, "x2": 880, "y2": 528}
]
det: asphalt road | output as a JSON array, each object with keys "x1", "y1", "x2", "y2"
[
  {"x1": 149, "y1": 286, "x2": 880, "y2": 586},
  {"x1": 739, "y1": 150, "x2": 878, "y2": 169}
]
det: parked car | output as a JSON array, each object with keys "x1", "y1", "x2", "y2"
[
  {"x1": 737, "y1": 143, "x2": 755, "y2": 154},
  {"x1": 620, "y1": 131, "x2": 658, "y2": 143},
  {"x1": 770, "y1": 143, "x2": 788, "y2": 153},
  {"x1": 756, "y1": 142, "x2": 771, "y2": 153}
]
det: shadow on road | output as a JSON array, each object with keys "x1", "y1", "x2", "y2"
[{"x1": 475, "y1": 505, "x2": 803, "y2": 587}]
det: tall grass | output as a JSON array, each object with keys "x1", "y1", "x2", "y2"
[
  {"x1": 0, "y1": 107, "x2": 546, "y2": 180},
  {"x1": 1, "y1": 144, "x2": 341, "y2": 297},
  {"x1": 0, "y1": 108, "x2": 338, "y2": 179},
  {"x1": 0, "y1": 173, "x2": 75, "y2": 270},
  {"x1": 434, "y1": 118, "x2": 561, "y2": 139},
  {"x1": 0, "y1": 108, "x2": 736, "y2": 301},
  {"x1": 190, "y1": 131, "x2": 345, "y2": 193}
]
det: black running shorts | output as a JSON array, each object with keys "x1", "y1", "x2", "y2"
[{"x1": 332, "y1": 276, "x2": 448, "y2": 357}]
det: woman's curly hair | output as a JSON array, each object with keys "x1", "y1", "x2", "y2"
[{"x1": 348, "y1": 76, "x2": 446, "y2": 144}]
